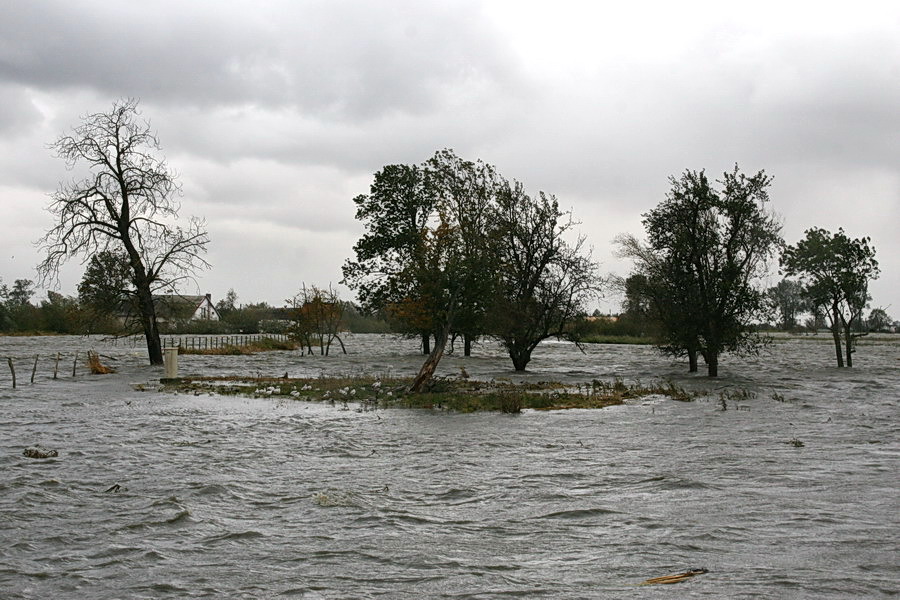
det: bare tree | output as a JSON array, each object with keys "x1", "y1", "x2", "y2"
[
  {"x1": 288, "y1": 284, "x2": 347, "y2": 355},
  {"x1": 38, "y1": 99, "x2": 209, "y2": 365}
]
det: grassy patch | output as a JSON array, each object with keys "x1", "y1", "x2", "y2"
[{"x1": 163, "y1": 375, "x2": 696, "y2": 413}]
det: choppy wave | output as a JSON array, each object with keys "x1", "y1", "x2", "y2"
[{"x1": 0, "y1": 333, "x2": 898, "y2": 598}]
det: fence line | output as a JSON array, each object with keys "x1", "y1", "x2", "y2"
[
  {"x1": 3, "y1": 351, "x2": 87, "y2": 388},
  {"x1": 161, "y1": 333, "x2": 289, "y2": 350},
  {"x1": 3, "y1": 334, "x2": 291, "y2": 387}
]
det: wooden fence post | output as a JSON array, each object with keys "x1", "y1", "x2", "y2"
[
  {"x1": 54, "y1": 353, "x2": 60, "y2": 379},
  {"x1": 72, "y1": 351, "x2": 78, "y2": 377},
  {"x1": 7, "y1": 357, "x2": 15, "y2": 388},
  {"x1": 31, "y1": 355, "x2": 38, "y2": 384}
]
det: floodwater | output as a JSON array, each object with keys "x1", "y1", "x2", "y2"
[{"x1": 1, "y1": 334, "x2": 898, "y2": 599}]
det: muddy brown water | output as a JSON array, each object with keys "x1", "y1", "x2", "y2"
[{"x1": 1, "y1": 334, "x2": 898, "y2": 598}]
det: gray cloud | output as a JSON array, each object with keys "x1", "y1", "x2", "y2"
[
  {"x1": 0, "y1": 0, "x2": 520, "y2": 121},
  {"x1": 1, "y1": 1, "x2": 898, "y2": 313}
]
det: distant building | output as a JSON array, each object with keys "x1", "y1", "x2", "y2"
[{"x1": 153, "y1": 293, "x2": 220, "y2": 324}]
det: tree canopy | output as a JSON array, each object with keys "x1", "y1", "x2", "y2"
[
  {"x1": 620, "y1": 167, "x2": 782, "y2": 376},
  {"x1": 343, "y1": 149, "x2": 600, "y2": 387},
  {"x1": 781, "y1": 227, "x2": 879, "y2": 367}
]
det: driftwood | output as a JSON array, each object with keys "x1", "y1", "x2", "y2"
[
  {"x1": 639, "y1": 568, "x2": 708, "y2": 585},
  {"x1": 23, "y1": 446, "x2": 58, "y2": 459},
  {"x1": 87, "y1": 351, "x2": 116, "y2": 374}
]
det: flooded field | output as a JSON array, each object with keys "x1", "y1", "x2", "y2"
[{"x1": 1, "y1": 334, "x2": 898, "y2": 598}]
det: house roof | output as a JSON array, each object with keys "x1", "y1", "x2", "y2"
[{"x1": 152, "y1": 294, "x2": 219, "y2": 320}]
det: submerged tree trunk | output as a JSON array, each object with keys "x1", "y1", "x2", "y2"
[
  {"x1": 844, "y1": 324, "x2": 853, "y2": 368},
  {"x1": 134, "y1": 283, "x2": 163, "y2": 365},
  {"x1": 829, "y1": 304, "x2": 845, "y2": 367},
  {"x1": 421, "y1": 333, "x2": 431, "y2": 355},
  {"x1": 511, "y1": 349, "x2": 532, "y2": 372},
  {"x1": 464, "y1": 335, "x2": 472, "y2": 357},
  {"x1": 687, "y1": 349, "x2": 698, "y2": 373},
  {"x1": 706, "y1": 351, "x2": 718, "y2": 377}
]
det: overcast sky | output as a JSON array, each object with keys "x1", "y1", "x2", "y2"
[{"x1": 1, "y1": 0, "x2": 898, "y2": 316}]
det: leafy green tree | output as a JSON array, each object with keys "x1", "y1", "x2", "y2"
[
  {"x1": 866, "y1": 308, "x2": 892, "y2": 333},
  {"x1": 633, "y1": 167, "x2": 782, "y2": 376},
  {"x1": 40, "y1": 291, "x2": 82, "y2": 334},
  {"x1": 0, "y1": 278, "x2": 9, "y2": 331},
  {"x1": 489, "y1": 182, "x2": 601, "y2": 371},
  {"x1": 78, "y1": 250, "x2": 133, "y2": 313},
  {"x1": 2, "y1": 279, "x2": 39, "y2": 331},
  {"x1": 767, "y1": 279, "x2": 807, "y2": 331},
  {"x1": 38, "y1": 99, "x2": 209, "y2": 364},
  {"x1": 216, "y1": 288, "x2": 238, "y2": 316},
  {"x1": 616, "y1": 233, "x2": 706, "y2": 371},
  {"x1": 343, "y1": 150, "x2": 503, "y2": 390},
  {"x1": 342, "y1": 162, "x2": 438, "y2": 353},
  {"x1": 781, "y1": 228, "x2": 879, "y2": 366}
]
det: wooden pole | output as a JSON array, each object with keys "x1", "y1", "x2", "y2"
[
  {"x1": 31, "y1": 355, "x2": 38, "y2": 384},
  {"x1": 7, "y1": 357, "x2": 15, "y2": 388},
  {"x1": 72, "y1": 351, "x2": 78, "y2": 377},
  {"x1": 53, "y1": 353, "x2": 60, "y2": 379}
]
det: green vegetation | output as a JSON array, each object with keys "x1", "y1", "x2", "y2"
[
  {"x1": 782, "y1": 228, "x2": 880, "y2": 367},
  {"x1": 617, "y1": 167, "x2": 782, "y2": 377},
  {"x1": 342, "y1": 149, "x2": 601, "y2": 389},
  {"x1": 165, "y1": 375, "x2": 696, "y2": 413}
]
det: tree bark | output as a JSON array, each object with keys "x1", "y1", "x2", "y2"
[
  {"x1": 706, "y1": 351, "x2": 718, "y2": 377},
  {"x1": 844, "y1": 325, "x2": 853, "y2": 368},
  {"x1": 421, "y1": 333, "x2": 431, "y2": 355},
  {"x1": 464, "y1": 335, "x2": 472, "y2": 357},
  {"x1": 688, "y1": 349, "x2": 698, "y2": 373},
  {"x1": 410, "y1": 327, "x2": 449, "y2": 392},
  {"x1": 511, "y1": 348, "x2": 532, "y2": 372},
  {"x1": 134, "y1": 284, "x2": 163, "y2": 365}
]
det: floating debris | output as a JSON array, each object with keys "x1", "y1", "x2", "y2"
[
  {"x1": 131, "y1": 380, "x2": 164, "y2": 392},
  {"x1": 640, "y1": 568, "x2": 708, "y2": 585},
  {"x1": 88, "y1": 351, "x2": 116, "y2": 374},
  {"x1": 23, "y1": 446, "x2": 58, "y2": 459}
]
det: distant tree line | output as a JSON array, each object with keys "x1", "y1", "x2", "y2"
[{"x1": 27, "y1": 101, "x2": 893, "y2": 377}]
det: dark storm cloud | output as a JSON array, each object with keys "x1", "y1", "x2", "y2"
[{"x1": 0, "y1": 0, "x2": 518, "y2": 121}]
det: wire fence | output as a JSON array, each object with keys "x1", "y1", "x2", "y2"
[
  {"x1": 161, "y1": 334, "x2": 290, "y2": 350},
  {"x1": 3, "y1": 351, "x2": 87, "y2": 388}
]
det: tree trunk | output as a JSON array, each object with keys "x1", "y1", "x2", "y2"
[
  {"x1": 464, "y1": 335, "x2": 472, "y2": 357},
  {"x1": 421, "y1": 333, "x2": 431, "y2": 355},
  {"x1": 511, "y1": 348, "x2": 532, "y2": 371},
  {"x1": 135, "y1": 284, "x2": 163, "y2": 365},
  {"x1": 410, "y1": 326, "x2": 449, "y2": 392},
  {"x1": 831, "y1": 305, "x2": 844, "y2": 367},
  {"x1": 411, "y1": 296, "x2": 458, "y2": 392},
  {"x1": 844, "y1": 324, "x2": 853, "y2": 368},
  {"x1": 706, "y1": 351, "x2": 718, "y2": 377},
  {"x1": 688, "y1": 349, "x2": 698, "y2": 373}
]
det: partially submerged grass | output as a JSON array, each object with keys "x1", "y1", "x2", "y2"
[
  {"x1": 178, "y1": 337, "x2": 298, "y2": 355},
  {"x1": 163, "y1": 375, "x2": 697, "y2": 413}
]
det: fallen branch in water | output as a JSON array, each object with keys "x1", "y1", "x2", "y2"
[{"x1": 640, "y1": 568, "x2": 708, "y2": 585}]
